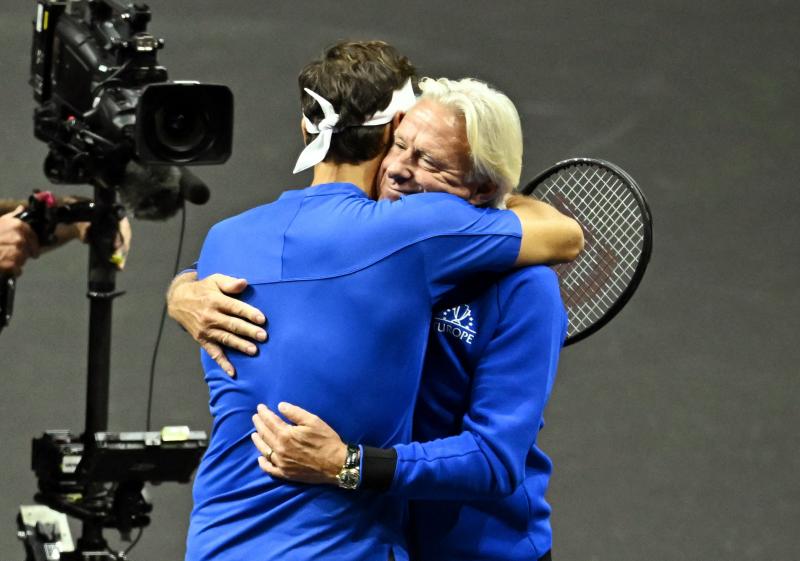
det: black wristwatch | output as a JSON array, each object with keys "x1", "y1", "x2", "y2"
[{"x1": 336, "y1": 443, "x2": 361, "y2": 490}]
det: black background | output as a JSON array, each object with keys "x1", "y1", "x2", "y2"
[{"x1": 1, "y1": 1, "x2": 798, "y2": 559}]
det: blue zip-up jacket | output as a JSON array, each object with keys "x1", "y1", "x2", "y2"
[{"x1": 391, "y1": 266, "x2": 566, "y2": 560}]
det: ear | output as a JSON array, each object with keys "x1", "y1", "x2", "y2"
[
  {"x1": 378, "y1": 114, "x2": 402, "y2": 155},
  {"x1": 300, "y1": 117, "x2": 309, "y2": 145},
  {"x1": 469, "y1": 181, "x2": 499, "y2": 206},
  {"x1": 385, "y1": 113, "x2": 403, "y2": 141}
]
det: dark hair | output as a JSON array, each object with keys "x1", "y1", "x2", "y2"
[{"x1": 298, "y1": 41, "x2": 416, "y2": 165}]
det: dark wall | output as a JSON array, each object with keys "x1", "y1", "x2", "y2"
[{"x1": 1, "y1": 2, "x2": 797, "y2": 559}]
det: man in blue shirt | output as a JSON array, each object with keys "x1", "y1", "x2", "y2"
[
  {"x1": 174, "y1": 42, "x2": 581, "y2": 561},
  {"x1": 248, "y1": 78, "x2": 566, "y2": 561}
]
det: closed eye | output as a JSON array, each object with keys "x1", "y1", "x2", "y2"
[{"x1": 421, "y1": 155, "x2": 441, "y2": 170}]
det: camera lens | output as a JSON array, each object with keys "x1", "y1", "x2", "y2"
[
  {"x1": 154, "y1": 103, "x2": 209, "y2": 155},
  {"x1": 136, "y1": 83, "x2": 233, "y2": 165}
]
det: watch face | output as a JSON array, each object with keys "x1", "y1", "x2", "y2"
[{"x1": 337, "y1": 468, "x2": 360, "y2": 490}]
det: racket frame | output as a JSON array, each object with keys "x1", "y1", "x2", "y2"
[{"x1": 520, "y1": 157, "x2": 653, "y2": 346}]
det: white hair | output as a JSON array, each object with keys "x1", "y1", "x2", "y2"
[{"x1": 418, "y1": 77, "x2": 523, "y2": 207}]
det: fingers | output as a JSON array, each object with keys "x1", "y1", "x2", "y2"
[
  {"x1": 0, "y1": 210, "x2": 38, "y2": 276},
  {"x1": 75, "y1": 221, "x2": 91, "y2": 243},
  {"x1": 257, "y1": 403, "x2": 292, "y2": 433},
  {"x1": 18, "y1": 221, "x2": 40, "y2": 260},
  {"x1": 203, "y1": 280, "x2": 267, "y2": 335},
  {"x1": 205, "y1": 327, "x2": 258, "y2": 356},
  {"x1": 277, "y1": 402, "x2": 318, "y2": 426},
  {"x1": 217, "y1": 314, "x2": 267, "y2": 343},
  {"x1": 210, "y1": 274, "x2": 248, "y2": 295},
  {"x1": 201, "y1": 341, "x2": 235, "y2": 377},
  {"x1": 250, "y1": 431, "x2": 273, "y2": 457},
  {"x1": 111, "y1": 217, "x2": 132, "y2": 270},
  {"x1": 0, "y1": 261, "x2": 22, "y2": 278},
  {"x1": 167, "y1": 272, "x2": 268, "y2": 363},
  {"x1": 257, "y1": 455, "x2": 289, "y2": 479},
  {"x1": 8, "y1": 207, "x2": 39, "y2": 258},
  {"x1": 252, "y1": 408, "x2": 283, "y2": 453},
  {"x1": 213, "y1": 292, "x2": 266, "y2": 327}
]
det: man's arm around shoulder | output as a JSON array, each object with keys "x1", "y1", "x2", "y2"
[{"x1": 506, "y1": 195, "x2": 584, "y2": 265}]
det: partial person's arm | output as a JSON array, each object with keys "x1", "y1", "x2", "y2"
[
  {"x1": 166, "y1": 270, "x2": 268, "y2": 377},
  {"x1": 251, "y1": 267, "x2": 566, "y2": 499},
  {"x1": 506, "y1": 195, "x2": 584, "y2": 266},
  {"x1": 0, "y1": 199, "x2": 130, "y2": 272}
]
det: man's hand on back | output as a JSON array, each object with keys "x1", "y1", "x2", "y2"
[
  {"x1": 251, "y1": 402, "x2": 348, "y2": 485},
  {"x1": 0, "y1": 206, "x2": 39, "y2": 277},
  {"x1": 166, "y1": 271, "x2": 267, "y2": 377}
]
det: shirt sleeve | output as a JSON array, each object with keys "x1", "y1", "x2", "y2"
[
  {"x1": 385, "y1": 193, "x2": 522, "y2": 303},
  {"x1": 388, "y1": 267, "x2": 567, "y2": 500}
]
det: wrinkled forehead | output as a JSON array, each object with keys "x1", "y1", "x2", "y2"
[{"x1": 399, "y1": 99, "x2": 465, "y2": 140}]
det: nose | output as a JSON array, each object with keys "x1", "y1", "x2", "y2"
[{"x1": 385, "y1": 149, "x2": 412, "y2": 185}]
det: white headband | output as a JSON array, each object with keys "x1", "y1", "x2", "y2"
[{"x1": 292, "y1": 78, "x2": 416, "y2": 174}]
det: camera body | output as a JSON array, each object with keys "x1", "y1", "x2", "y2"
[
  {"x1": 33, "y1": 429, "x2": 208, "y2": 491},
  {"x1": 30, "y1": 0, "x2": 233, "y2": 185},
  {"x1": 24, "y1": 429, "x2": 207, "y2": 548}
]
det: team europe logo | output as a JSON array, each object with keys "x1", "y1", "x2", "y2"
[{"x1": 434, "y1": 304, "x2": 477, "y2": 345}]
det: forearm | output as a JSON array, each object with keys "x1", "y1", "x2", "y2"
[
  {"x1": 0, "y1": 200, "x2": 23, "y2": 215},
  {"x1": 2, "y1": 194, "x2": 94, "y2": 252},
  {"x1": 506, "y1": 195, "x2": 584, "y2": 265},
  {"x1": 42, "y1": 222, "x2": 88, "y2": 252},
  {"x1": 1, "y1": 194, "x2": 91, "y2": 216},
  {"x1": 362, "y1": 432, "x2": 513, "y2": 499}
]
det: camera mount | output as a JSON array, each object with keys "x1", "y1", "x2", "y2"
[
  {"x1": 16, "y1": 181, "x2": 208, "y2": 561},
  {"x1": 15, "y1": 1, "x2": 231, "y2": 558}
]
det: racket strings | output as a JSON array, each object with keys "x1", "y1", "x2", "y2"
[{"x1": 536, "y1": 164, "x2": 646, "y2": 337}]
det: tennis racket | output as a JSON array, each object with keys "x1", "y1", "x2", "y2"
[{"x1": 520, "y1": 158, "x2": 653, "y2": 346}]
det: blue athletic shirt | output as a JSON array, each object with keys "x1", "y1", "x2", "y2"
[
  {"x1": 390, "y1": 266, "x2": 567, "y2": 560},
  {"x1": 186, "y1": 183, "x2": 522, "y2": 561}
]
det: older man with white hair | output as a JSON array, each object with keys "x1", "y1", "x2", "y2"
[{"x1": 172, "y1": 73, "x2": 568, "y2": 561}]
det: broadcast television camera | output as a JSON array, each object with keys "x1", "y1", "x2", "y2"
[{"x1": 31, "y1": 0, "x2": 233, "y2": 183}]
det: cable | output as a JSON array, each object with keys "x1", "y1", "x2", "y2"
[
  {"x1": 90, "y1": 60, "x2": 133, "y2": 100},
  {"x1": 145, "y1": 203, "x2": 187, "y2": 430},
  {"x1": 121, "y1": 527, "x2": 145, "y2": 558},
  {"x1": 105, "y1": 526, "x2": 144, "y2": 560}
]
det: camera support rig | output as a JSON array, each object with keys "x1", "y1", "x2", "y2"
[
  {"x1": 16, "y1": 181, "x2": 208, "y2": 561},
  {"x1": 15, "y1": 0, "x2": 233, "y2": 558}
]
